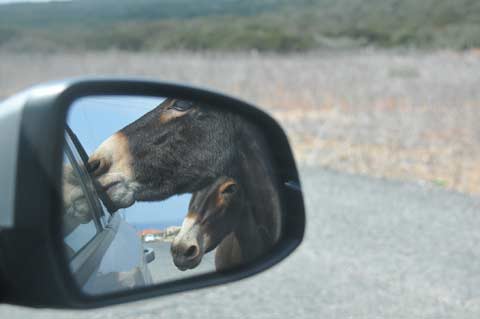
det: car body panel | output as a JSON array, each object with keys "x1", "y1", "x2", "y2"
[{"x1": 81, "y1": 214, "x2": 153, "y2": 295}]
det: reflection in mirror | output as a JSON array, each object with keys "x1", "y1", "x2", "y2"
[{"x1": 61, "y1": 95, "x2": 283, "y2": 295}]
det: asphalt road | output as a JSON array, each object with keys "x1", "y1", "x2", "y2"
[
  {"x1": 2, "y1": 168, "x2": 480, "y2": 318},
  {"x1": 144, "y1": 241, "x2": 215, "y2": 284}
]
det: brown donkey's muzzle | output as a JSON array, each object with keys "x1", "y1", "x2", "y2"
[
  {"x1": 171, "y1": 221, "x2": 204, "y2": 271},
  {"x1": 171, "y1": 241, "x2": 202, "y2": 271}
]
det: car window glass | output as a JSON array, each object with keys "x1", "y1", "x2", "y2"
[
  {"x1": 64, "y1": 219, "x2": 97, "y2": 253},
  {"x1": 62, "y1": 135, "x2": 100, "y2": 259}
]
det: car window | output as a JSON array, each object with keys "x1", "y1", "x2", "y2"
[
  {"x1": 62, "y1": 133, "x2": 102, "y2": 260},
  {"x1": 66, "y1": 126, "x2": 113, "y2": 226}
]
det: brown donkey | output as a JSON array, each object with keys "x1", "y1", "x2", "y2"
[{"x1": 171, "y1": 176, "x2": 268, "y2": 271}]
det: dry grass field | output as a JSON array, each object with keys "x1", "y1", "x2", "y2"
[{"x1": 2, "y1": 49, "x2": 480, "y2": 194}]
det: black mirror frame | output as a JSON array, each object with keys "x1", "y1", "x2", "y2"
[{"x1": 0, "y1": 78, "x2": 305, "y2": 309}]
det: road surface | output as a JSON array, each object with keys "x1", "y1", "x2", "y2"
[
  {"x1": 144, "y1": 241, "x2": 215, "y2": 284},
  {"x1": 2, "y1": 168, "x2": 480, "y2": 318}
]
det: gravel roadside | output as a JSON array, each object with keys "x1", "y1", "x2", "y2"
[
  {"x1": 1, "y1": 167, "x2": 480, "y2": 318},
  {"x1": 2, "y1": 50, "x2": 480, "y2": 194}
]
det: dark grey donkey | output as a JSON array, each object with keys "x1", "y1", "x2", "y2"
[{"x1": 88, "y1": 98, "x2": 283, "y2": 262}]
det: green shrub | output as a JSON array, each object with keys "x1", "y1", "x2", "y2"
[{"x1": 1, "y1": 0, "x2": 480, "y2": 52}]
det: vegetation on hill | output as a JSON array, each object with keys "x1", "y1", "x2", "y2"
[{"x1": 0, "y1": 0, "x2": 479, "y2": 52}]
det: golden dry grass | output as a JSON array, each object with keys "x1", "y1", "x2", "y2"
[{"x1": 2, "y1": 49, "x2": 480, "y2": 194}]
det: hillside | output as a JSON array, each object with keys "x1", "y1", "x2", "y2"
[{"x1": 0, "y1": 0, "x2": 479, "y2": 52}]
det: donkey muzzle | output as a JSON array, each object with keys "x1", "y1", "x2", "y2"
[{"x1": 171, "y1": 226, "x2": 204, "y2": 271}]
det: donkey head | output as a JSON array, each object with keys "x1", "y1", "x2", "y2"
[
  {"x1": 171, "y1": 176, "x2": 243, "y2": 271},
  {"x1": 88, "y1": 98, "x2": 236, "y2": 210}
]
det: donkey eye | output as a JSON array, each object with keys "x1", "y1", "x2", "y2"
[
  {"x1": 170, "y1": 100, "x2": 193, "y2": 112},
  {"x1": 221, "y1": 183, "x2": 237, "y2": 195}
]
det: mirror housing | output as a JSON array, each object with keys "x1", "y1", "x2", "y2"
[{"x1": 0, "y1": 79, "x2": 305, "y2": 309}]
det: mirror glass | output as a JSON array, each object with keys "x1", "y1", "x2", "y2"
[{"x1": 61, "y1": 95, "x2": 284, "y2": 295}]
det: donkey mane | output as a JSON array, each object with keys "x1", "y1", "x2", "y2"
[{"x1": 231, "y1": 118, "x2": 282, "y2": 246}]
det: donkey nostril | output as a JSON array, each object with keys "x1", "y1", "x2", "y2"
[
  {"x1": 184, "y1": 245, "x2": 198, "y2": 259},
  {"x1": 87, "y1": 158, "x2": 109, "y2": 177},
  {"x1": 87, "y1": 159, "x2": 101, "y2": 173}
]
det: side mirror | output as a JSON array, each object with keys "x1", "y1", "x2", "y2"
[{"x1": 0, "y1": 79, "x2": 305, "y2": 309}]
